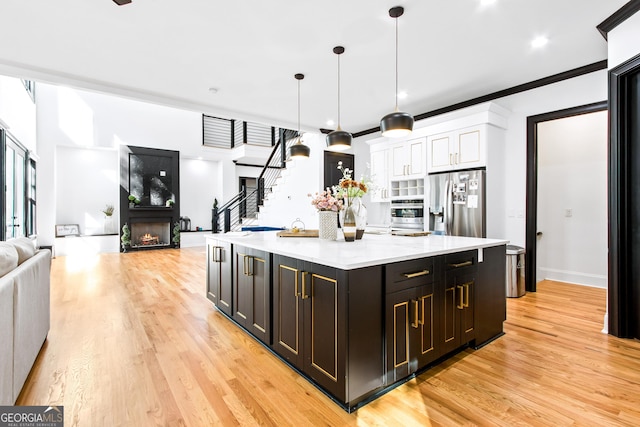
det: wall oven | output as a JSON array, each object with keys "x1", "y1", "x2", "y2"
[{"x1": 390, "y1": 199, "x2": 424, "y2": 230}]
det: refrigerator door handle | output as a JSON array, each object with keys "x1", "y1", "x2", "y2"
[{"x1": 444, "y1": 178, "x2": 453, "y2": 235}]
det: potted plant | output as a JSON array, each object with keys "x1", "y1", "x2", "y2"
[
  {"x1": 172, "y1": 221, "x2": 180, "y2": 248},
  {"x1": 128, "y1": 195, "x2": 140, "y2": 208},
  {"x1": 121, "y1": 223, "x2": 131, "y2": 252},
  {"x1": 102, "y1": 204, "x2": 115, "y2": 234}
]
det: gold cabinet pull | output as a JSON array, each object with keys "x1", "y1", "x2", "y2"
[
  {"x1": 464, "y1": 283, "x2": 470, "y2": 308},
  {"x1": 411, "y1": 299, "x2": 419, "y2": 328},
  {"x1": 448, "y1": 260, "x2": 473, "y2": 268},
  {"x1": 212, "y1": 246, "x2": 223, "y2": 262},
  {"x1": 418, "y1": 297, "x2": 425, "y2": 326},
  {"x1": 301, "y1": 271, "x2": 309, "y2": 299},
  {"x1": 294, "y1": 273, "x2": 300, "y2": 297},
  {"x1": 242, "y1": 255, "x2": 247, "y2": 275},
  {"x1": 247, "y1": 256, "x2": 253, "y2": 276},
  {"x1": 403, "y1": 270, "x2": 430, "y2": 279},
  {"x1": 457, "y1": 286, "x2": 464, "y2": 309}
]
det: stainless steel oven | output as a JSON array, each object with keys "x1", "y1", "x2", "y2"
[{"x1": 390, "y1": 199, "x2": 424, "y2": 230}]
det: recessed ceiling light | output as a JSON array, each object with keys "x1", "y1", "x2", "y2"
[
  {"x1": 326, "y1": 119, "x2": 335, "y2": 127},
  {"x1": 397, "y1": 91, "x2": 408, "y2": 100},
  {"x1": 531, "y1": 36, "x2": 549, "y2": 49},
  {"x1": 208, "y1": 87, "x2": 219, "y2": 94}
]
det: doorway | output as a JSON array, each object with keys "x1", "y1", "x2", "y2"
[
  {"x1": 324, "y1": 151, "x2": 354, "y2": 190},
  {"x1": 239, "y1": 177, "x2": 257, "y2": 222},
  {"x1": 525, "y1": 102, "x2": 607, "y2": 292}
]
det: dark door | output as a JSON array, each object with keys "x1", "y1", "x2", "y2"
[
  {"x1": 272, "y1": 254, "x2": 305, "y2": 369},
  {"x1": 415, "y1": 283, "x2": 438, "y2": 369},
  {"x1": 248, "y1": 250, "x2": 270, "y2": 344},
  {"x1": 324, "y1": 151, "x2": 354, "y2": 190},
  {"x1": 303, "y1": 261, "x2": 345, "y2": 400},
  {"x1": 207, "y1": 240, "x2": 232, "y2": 316},
  {"x1": 233, "y1": 246, "x2": 252, "y2": 328},
  {"x1": 385, "y1": 288, "x2": 413, "y2": 384}
]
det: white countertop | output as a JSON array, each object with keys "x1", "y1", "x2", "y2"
[{"x1": 206, "y1": 231, "x2": 508, "y2": 270}]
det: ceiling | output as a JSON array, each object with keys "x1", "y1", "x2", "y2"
[{"x1": 0, "y1": 0, "x2": 627, "y2": 135}]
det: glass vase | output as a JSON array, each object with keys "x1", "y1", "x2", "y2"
[
  {"x1": 340, "y1": 203, "x2": 357, "y2": 242},
  {"x1": 318, "y1": 210, "x2": 338, "y2": 240},
  {"x1": 352, "y1": 197, "x2": 367, "y2": 240}
]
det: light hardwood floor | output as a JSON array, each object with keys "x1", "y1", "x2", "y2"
[{"x1": 17, "y1": 247, "x2": 640, "y2": 426}]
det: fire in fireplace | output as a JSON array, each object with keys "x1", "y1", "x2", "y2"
[{"x1": 130, "y1": 221, "x2": 171, "y2": 248}]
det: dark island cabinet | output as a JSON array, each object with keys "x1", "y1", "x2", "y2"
[
  {"x1": 206, "y1": 239, "x2": 232, "y2": 316},
  {"x1": 475, "y1": 244, "x2": 507, "y2": 347},
  {"x1": 233, "y1": 245, "x2": 271, "y2": 345},
  {"x1": 271, "y1": 254, "x2": 384, "y2": 406},
  {"x1": 385, "y1": 257, "x2": 441, "y2": 385},
  {"x1": 441, "y1": 250, "x2": 477, "y2": 355}
]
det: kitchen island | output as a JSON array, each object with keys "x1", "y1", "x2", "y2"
[{"x1": 205, "y1": 231, "x2": 508, "y2": 411}]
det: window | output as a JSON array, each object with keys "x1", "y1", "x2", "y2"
[{"x1": 1, "y1": 130, "x2": 35, "y2": 239}]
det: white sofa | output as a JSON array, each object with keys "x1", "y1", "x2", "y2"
[{"x1": 0, "y1": 238, "x2": 51, "y2": 405}]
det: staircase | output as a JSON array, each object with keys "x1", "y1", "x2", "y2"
[{"x1": 213, "y1": 129, "x2": 299, "y2": 232}]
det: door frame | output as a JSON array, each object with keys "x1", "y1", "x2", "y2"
[
  {"x1": 608, "y1": 52, "x2": 640, "y2": 338},
  {"x1": 525, "y1": 101, "x2": 607, "y2": 292}
]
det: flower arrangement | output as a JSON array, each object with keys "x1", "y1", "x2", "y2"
[
  {"x1": 309, "y1": 189, "x2": 343, "y2": 212},
  {"x1": 333, "y1": 161, "x2": 368, "y2": 206}
]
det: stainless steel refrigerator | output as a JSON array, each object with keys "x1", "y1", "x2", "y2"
[{"x1": 428, "y1": 169, "x2": 485, "y2": 237}]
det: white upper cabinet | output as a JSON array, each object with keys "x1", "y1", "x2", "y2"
[
  {"x1": 427, "y1": 125, "x2": 487, "y2": 173},
  {"x1": 370, "y1": 146, "x2": 390, "y2": 202},
  {"x1": 391, "y1": 137, "x2": 425, "y2": 178}
]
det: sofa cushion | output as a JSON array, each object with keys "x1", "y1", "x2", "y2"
[
  {"x1": 8, "y1": 237, "x2": 36, "y2": 265},
  {"x1": 0, "y1": 242, "x2": 18, "y2": 277}
]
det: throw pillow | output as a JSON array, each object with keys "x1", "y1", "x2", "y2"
[
  {"x1": 8, "y1": 237, "x2": 36, "y2": 265},
  {"x1": 0, "y1": 242, "x2": 19, "y2": 277}
]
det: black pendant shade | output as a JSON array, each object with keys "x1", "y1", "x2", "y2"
[
  {"x1": 326, "y1": 45, "x2": 352, "y2": 151},
  {"x1": 290, "y1": 137, "x2": 311, "y2": 158},
  {"x1": 380, "y1": 6, "x2": 413, "y2": 138},
  {"x1": 326, "y1": 128, "x2": 352, "y2": 151},
  {"x1": 380, "y1": 110, "x2": 414, "y2": 138},
  {"x1": 289, "y1": 73, "x2": 310, "y2": 159}
]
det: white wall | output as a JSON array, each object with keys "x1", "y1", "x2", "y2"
[
  {"x1": 257, "y1": 133, "x2": 323, "y2": 230},
  {"x1": 56, "y1": 146, "x2": 119, "y2": 235},
  {"x1": 608, "y1": 11, "x2": 640, "y2": 69},
  {"x1": 537, "y1": 111, "x2": 608, "y2": 288},
  {"x1": 0, "y1": 76, "x2": 36, "y2": 151},
  {"x1": 36, "y1": 83, "x2": 225, "y2": 247},
  {"x1": 180, "y1": 158, "x2": 220, "y2": 231}
]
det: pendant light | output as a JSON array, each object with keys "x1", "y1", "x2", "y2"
[
  {"x1": 380, "y1": 6, "x2": 414, "y2": 138},
  {"x1": 326, "y1": 46, "x2": 352, "y2": 151},
  {"x1": 289, "y1": 73, "x2": 311, "y2": 158}
]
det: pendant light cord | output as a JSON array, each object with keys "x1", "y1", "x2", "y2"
[
  {"x1": 297, "y1": 78, "x2": 301, "y2": 136},
  {"x1": 394, "y1": 15, "x2": 399, "y2": 112},
  {"x1": 337, "y1": 53, "x2": 341, "y2": 129}
]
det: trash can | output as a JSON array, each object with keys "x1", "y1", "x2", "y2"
[{"x1": 506, "y1": 245, "x2": 525, "y2": 297}]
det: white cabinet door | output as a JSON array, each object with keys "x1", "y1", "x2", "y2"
[
  {"x1": 408, "y1": 138, "x2": 425, "y2": 176},
  {"x1": 391, "y1": 144, "x2": 408, "y2": 177},
  {"x1": 370, "y1": 148, "x2": 390, "y2": 202},
  {"x1": 427, "y1": 126, "x2": 486, "y2": 173},
  {"x1": 457, "y1": 129, "x2": 484, "y2": 168},
  {"x1": 391, "y1": 138, "x2": 425, "y2": 178}
]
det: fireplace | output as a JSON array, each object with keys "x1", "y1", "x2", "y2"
[
  {"x1": 130, "y1": 220, "x2": 171, "y2": 249},
  {"x1": 120, "y1": 145, "x2": 180, "y2": 252}
]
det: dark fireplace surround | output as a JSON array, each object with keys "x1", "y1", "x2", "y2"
[{"x1": 120, "y1": 145, "x2": 180, "y2": 251}]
